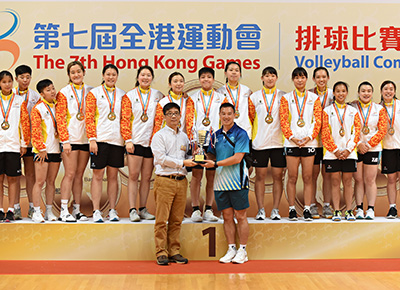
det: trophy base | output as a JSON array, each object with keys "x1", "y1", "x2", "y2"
[{"x1": 194, "y1": 160, "x2": 206, "y2": 164}]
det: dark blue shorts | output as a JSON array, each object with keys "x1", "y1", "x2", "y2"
[{"x1": 214, "y1": 188, "x2": 249, "y2": 211}]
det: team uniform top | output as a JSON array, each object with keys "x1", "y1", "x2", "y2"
[
  {"x1": 381, "y1": 99, "x2": 400, "y2": 150},
  {"x1": 350, "y1": 100, "x2": 387, "y2": 152},
  {"x1": 279, "y1": 89, "x2": 322, "y2": 148},
  {"x1": 208, "y1": 123, "x2": 250, "y2": 191},
  {"x1": 0, "y1": 93, "x2": 30, "y2": 153},
  {"x1": 190, "y1": 89, "x2": 224, "y2": 145},
  {"x1": 152, "y1": 92, "x2": 195, "y2": 140},
  {"x1": 217, "y1": 83, "x2": 253, "y2": 138},
  {"x1": 85, "y1": 85, "x2": 125, "y2": 147},
  {"x1": 56, "y1": 83, "x2": 93, "y2": 145},
  {"x1": 31, "y1": 99, "x2": 60, "y2": 154},
  {"x1": 13, "y1": 87, "x2": 41, "y2": 147},
  {"x1": 151, "y1": 125, "x2": 191, "y2": 176},
  {"x1": 309, "y1": 87, "x2": 334, "y2": 147},
  {"x1": 121, "y1": 87, "x2": 163, "y2": 147},
  {"x1": 321, "y1": 102, "x2": 361, "y2": 160},
  {"x1": 249, "y1": 87, "x2": 286, "y2": 150}
]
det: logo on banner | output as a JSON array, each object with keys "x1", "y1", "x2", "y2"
[{"x1": 0, "y1": 9, "x2": 20, "y2": 69}]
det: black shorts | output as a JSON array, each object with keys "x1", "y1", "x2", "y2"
[
  {"x1": 0, "y1": 152, "x2": 22, "y2": 176},
  {"x1": 324, "y1": 159, "x2": 357, "y2": 173},
  {"x1": 90, "y1": 142, "x2": 124, "y2": 169},
  {"x1": 313, "y1": 148, "x2": 324, "y2": 165},
  {"x1": 33, "y1": 153, "x2": 62, "y2": 163},
  {"x1": 22, "y1": 147, "x2": 34, "y2": 158},
  {"x1": 252, "y1": 148, "x2": 286, "y2": 168},
  {"x1": 381, "y1": 149, "x2": 400, "y2": 174},
  {"x1": 357, "y1": 152, "x2": 381, "y2": 165},
  {"x1": 127, "y1": 144, "x2": 153, "y2": 158},
  {"x1": 285, "y1": 147, "x2": 316, "y2": 157},
  {"x1": 72, "y1": 144, "x2": 90, "y2": 152}
]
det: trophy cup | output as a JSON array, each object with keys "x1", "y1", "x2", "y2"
[{"x1": 194, "y1": 130, "x2": 207, "y2": 163}]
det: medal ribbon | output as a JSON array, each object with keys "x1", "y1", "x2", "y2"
[
  {"x1": 71, "y1": 84, "x2": 85, "y2": 114},
  {"x1": 102, "y1": 85, "x2": 116, "y2": 114},
  {"x1": 384, "y1": 101, "x2": 395, "y2": 128},
  {"x1": 357, "y1": 101, "x2": 372, "y2": 127},
  {"x1": 137, "y1": 87, "x2": 151, "y2": 115},
  {"x1": 225, "y1": 84, "x2": 240, "y2": 112},
  {"x1": 315, "y1": 87, "x2": 328, "y2": 108},
  {"x1": 333, "y1": 102, "x2": 347, "y2": 129},
  {"x1": 167, "y1": 93, "x2": 184, "y2": 109},
  {"x1": 17, "y1": 87, "x2": 29, "y2": 103},
  {"x1": 293, "y1": 90, "x2": 308, "y2": 120},
  {"x1": 200, "y1": 90, "x2": 215, "y2": 119},
  {"x1": 43, "y1": 102, "x2": 57, "y2": 131},
  {"x1": 262, "y1": 88, "x2": 277, "y2": 116},
  {"x1": 0, "y1": 93, "x2": 15, "y2": 123}
]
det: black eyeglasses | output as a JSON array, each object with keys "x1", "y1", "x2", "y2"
[{"x1": 165, "y1": 112, "x2": 180, "y2": 117}]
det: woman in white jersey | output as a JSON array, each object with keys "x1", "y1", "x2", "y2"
[
  {"x1": 309, "y1": 67, "x2": 334, "y2": 219},
  {"x1": 351, "y1": 81, "x2": 387, "y2": 220},
  {"x1": 321, "y1": 81, "x2": 361, "y2": 222},
  {"x1": 56, "y1": 61, "x2": 93, "y2": 222},
  {"x1": 249, "y1": 66, "x2": 286, "y2": 221},
  {"x1": 280, "y1": 67, "x2": 322, "y2": 222},
  {"x1": 86, "y1": 64, "x2": 126, "y2": 222},
  {"x1": 121, "y1": 66, "x2": 163, "y2": 222},
  {"x1": 379, "y1": 80, "x2": 400, "y2": 219}
]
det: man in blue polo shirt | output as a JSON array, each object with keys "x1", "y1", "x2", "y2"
[{"x1": 201, "y1": 102, "x2": 250, "y2": 264}]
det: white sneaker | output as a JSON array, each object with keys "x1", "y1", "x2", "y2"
[
  {"x1": 203, "y1": 209, "x2": 218, "y2": 222},
  {"x1": 108, "y1": 209, "x2": 120, "y2": 222},
  {"x1": 232, "y1": 248, "x2": 248, "y2": 264},
  {"x1": 256, "y1": 208, "x2": 266, "y2": 220},
  {"x1": 32, "y1": 211, "x2": 45, "y2": 223},
  {"x1": 59, "y1": 210, "x2": 76, "y2": 222},
  {"x1": 270, "y1": 208, "x2": 281, "y2": 220},
  {"x1": 44, "y1": 209, "x2": 57, "y2": 221},
  {"x1": 93, "y1": 210, "x2": 104, "y2": 223},
  {"x1": 129, "y1": 209, "x2": 140, "y2": 222},
  {"x1": 355, "y1": 208, "x2": 365, "y2": 219},
  {"x1": 139, "y1": 208, "x2": 155, "y2": 220},
  {"x1": 72, "y1": 210, "x2": 89, "y2": 221},
  {"x1": 191, "y1": 210, "x2": 203, "y2": 222},
  {"x1": 365, "y1": 208, "x2": 375, "y2": 220},
  {"x1": 219, "y1": 247, "x2": 237, "y2": 263}
]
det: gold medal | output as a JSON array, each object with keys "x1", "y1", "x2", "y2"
[
  {"x1": 1, "y1": 121, "x2": 10, "y2": 130},
  {"x1": 235, "y1": 110, "x2": 240, "y2": 119},
  {"x1": 140, "y1": 113, "x2": 149, "y2": 122},
  {"x1": 265, "y1": 115, "x2": 273, "y2": 124},
  {"x1": 362, "y1": 126, "x2": 370, "y2": 135},
  {"x1": 339, "y1": 127, "x2": 345, "y2": 137},
  {"x1": 297, "y1": 118, "x2": 305, "y2": 127},
  {"x1": 202, "y1": 117, "x2": 210, "y2": 126},
  {"x1": 108, "y1": 112, "x2": 116, "y2": 121},
  {"x1": 76, "y1": 112, "x2": 84, "y2": 121},
  {"x1": 388, "y1": 127, "x2": 395, "y2": 135}
]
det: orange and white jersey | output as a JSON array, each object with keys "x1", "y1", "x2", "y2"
[
  {"x1": 12, "y1": 87, "x2": 41, "y2": 115},
  {"x1": 120, "y1": 87, "x2": 163, "y2": 146},
  {"x1": 382, "y1": 99, "x2": 400, "y2": 149},
  {"x1": 190, "y1": 89, "x2": 224, "y2": 144},
  {"x1": 217, "y1": 83, "x2": 252, "y2": 138},
  {"x1": 350, "y1": 100, "x2": 387, "y2": 152},
  {"x1": 31, "y1": 99, "x2": 60, "y2": 153},
  {"x1": 308, "y1": 87, "x2": 334, "y2": 147},
  {"x1": 152, "y1": 92, "x2": 195, "y2": 140},
  {"x1": 249, "y1": 87, "x2": 286, "y2": 149},
  {"x1": 0, "y1": 93, "x2": 30, "y2": 153},
  {"x1": 85, "y1": 85, "x2": 125, "y2": 147},
  {"x1": 321, "y1": 103, "x2": 361, "y2": 160},
  {"x1": 280, "y1": 90, "x2": 322, "y2": 148},
  {"x1": 56, "y1": 83, "x2": 93, "y2": 145}
]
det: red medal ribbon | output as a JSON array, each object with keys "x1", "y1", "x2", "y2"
[
  {"x1": 102, "y1": 85, "x2": 116, "y2": 114},
  {"x1": 200, "y1": 90, "x2": 215, "y2": 120},
  {"x1": 137, "y1": 87, "x2": 151, "y2": 116},
  {"x1": 293, "y1": 90, "x2": 308, "y2": 120},
  {"x1": 225, "y1": 84, "x2": 240, "y2": 112},
  {"x1": 71, "y1": 83, "x2": 85, "y2": 114},
  {"x1": 0, "y1": 93, "x2": 15, "y2": 122},
  {"x1": 357, "y1": 101, "x2": 372, "y2": 127},
  {"x1": 262, "y1": 88, "x2": 277, "y2": 117}
]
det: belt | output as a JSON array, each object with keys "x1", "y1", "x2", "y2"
[{"x1": 158, "y1": 175, "x2": 186, "y2": 181}]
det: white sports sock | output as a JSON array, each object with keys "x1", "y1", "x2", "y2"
[
  {"x1": 324, "y1": 203, "x2": 330, "y2": 207},
  {"x1": 61, "y1": 199, "x2": 68, "y2": 211},
  {"x1": 34, "y1": 206, "x2": 41, "y2": 213},
  {"x1": 0, "y1": 208, "x2": 4, "y2": 213},
  {"x1": 228, "y1": 244, "x2": 236, "y2": 250},
  {"x1": 289, "y1": 206, "x2": 296, "y2": 211},
  {"x1": 7, "y1": 207, "x2": 14, "y2": 213},
  {"x1": 29, "y1": 202, "x2": 34, "y2": 208},
  {"x1": 304, "y1": 205, "x2": 311, "y2": 211},
  {"x1": 14, "y1": 203, "x2": 21, "y2": 210},
  {"x1": 73, "y1": 204, "x2": 80, "y2": 212},
  {"x1": 239, "y1": 244, "x2": 247, "y2": 250},
  {"x1": 310, "y1": 203, "x2": 316, "y2": 207},
  {"x1": 46, "y1": 204, "x2": 53, "y2": 211},
  {"x1": 390, "y1": 204, "x2": 397, "y2": 208}
]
